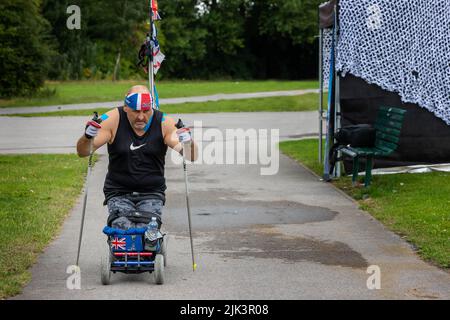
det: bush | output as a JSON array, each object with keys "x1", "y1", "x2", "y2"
[{"x1": 0, "y1": 0, "x2": 53, "y2": 97}]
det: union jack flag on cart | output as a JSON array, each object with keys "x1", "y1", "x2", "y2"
[{"x1": 111, "y1": 237, "x2": 127, "y2": 251}]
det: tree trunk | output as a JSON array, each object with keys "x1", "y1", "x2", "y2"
[{"x1": 113, "y1": 50, "x2": 121, "y2": 81}]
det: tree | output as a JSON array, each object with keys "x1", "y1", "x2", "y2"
[
  {"x1": 86, "y1": 0, "x2": 147, "y2": 80},
  {"x1": 196, "y1": 0, "x2": 248, "y2": 78},
  {"x1": 158, "y1": 0, "x2": 322, "y2": 79},
  {"x1": 158, "y1": 0, "x2": 208, "y2": 79},
  {"x1": 34, "y1": 0, "x2": 324, "y2": 82},
  {"x1": 0, "y1": 0, "x2": 53, "y2": 97},
  {"x1": 42, "y1": 0, "x2": 147, "y2": 80},
  {"x1": 243, "y1": 0, "x2": 323, "y2": 79},
  {"x1": 257, "y1": 0, "x2": 322, "y2": 45}
]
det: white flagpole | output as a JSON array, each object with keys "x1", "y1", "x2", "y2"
[{"x1": 149, "y1": 1, "x2": 155, "y2": 108}]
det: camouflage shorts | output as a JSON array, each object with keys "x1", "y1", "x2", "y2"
[{"x1": 107, "y1": 195, "x2": 163, "y2": 230}]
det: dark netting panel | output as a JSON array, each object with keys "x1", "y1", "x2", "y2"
[{"x1": 340, "y1": 74, "x2": 450, "y2": 169}]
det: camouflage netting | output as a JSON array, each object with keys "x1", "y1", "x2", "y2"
[
  {"x1": 322, "y1": 0, "x2": 450, "y2": 126},
  {"x1": 321, "y1": 28, "x2": 333, "y2": 90}
]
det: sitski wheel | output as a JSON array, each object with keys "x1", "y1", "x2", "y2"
[
  {"x1": 161, "y1": 235, "x2": 168, "y2": 266},
  {"x1": 100, "y1": 246, "x2": 112, "y2": 285},
  {"x1": 154, "y1": 254, "x2": 165, "y2": 285}
]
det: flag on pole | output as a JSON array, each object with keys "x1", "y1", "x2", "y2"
[
  {"x1": 153, "y1": 51, "x2": 165, "y2": 74},
  {"x1": 150, "y1": 24, "x2": 165, "y2": 74},
  {"x1": 151, "y1": 0, "x2": 161, "y2": 20}
]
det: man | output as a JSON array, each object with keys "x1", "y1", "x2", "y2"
[{"x1": 76, "y1": 85, "x2": 197, "y2": 230}]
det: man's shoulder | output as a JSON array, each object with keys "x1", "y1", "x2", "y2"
[
  {"x1": 101, "y1": 107, "x2": 120, "y2": 119},
  {"x1": 159, "y1": 112, "x2": 176, "y2": 140},
  {"x1": 100, "y1": 108, "x2": 120, "y2": 143},
  {"x1": 100, "y1": 108, "x2": 120, "y2": 125},
  {"x1": 159, "y1": 111, "x2": 174, "y2": 125},
  {"x1": 160, "y1": 113, "x2": 176, "y2": 129}
]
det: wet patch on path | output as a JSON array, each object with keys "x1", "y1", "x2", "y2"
[
  {"x1": 166, "y1": 189, "x2": 339, "y2": 231},
  {"x1": 202, "y1": 226, "x2": 368, "y2": 268}
]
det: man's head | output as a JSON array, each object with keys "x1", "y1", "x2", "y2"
[{"x1": 123, "y1": 85, "x2": 153, "y2": 131}]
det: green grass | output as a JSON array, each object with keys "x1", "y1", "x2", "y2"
[
  {"x1": 0, "y1": 154, "x2": 93, "y2": 299},
  {"x1": 279, "y1": 139, "x2": 450, "y2": 269},
  {"x1": 3, "y1": 94, "x2": 319, "y2": 117},
  {"x1": 0, "y1": 80, "x2": 318, "y2": 108}
]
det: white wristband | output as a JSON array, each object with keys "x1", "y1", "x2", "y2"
[
  {"x1": 177, "y1": 130, "x2": 192, "y2": 143},
  {"x1": 85, "y1": 125, "x2": 99, "y2": 138}
]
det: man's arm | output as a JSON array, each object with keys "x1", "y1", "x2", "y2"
[
  {"x1": 162, "y1": 115, "x2": 198, "y2": 161},
  {"x1": 76, "y1": 109, "x2": 118, "y2": 157}
]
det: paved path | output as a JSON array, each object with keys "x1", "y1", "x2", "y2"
[
  {"x1": 0, "y1": 89, "x2": 319, "y2": 115},
  {"x1": 2, "y1": 112, "x2": 449, "y2": 299}
]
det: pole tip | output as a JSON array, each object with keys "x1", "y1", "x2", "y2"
[{"x1": 193, "y1": 263, "x2": 197, "y2": 271}]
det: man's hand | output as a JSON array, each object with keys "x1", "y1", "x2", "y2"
[
  {"x1": 85, "y1": 118, "x2": 102, "y2": 139},
  {"x1": 176, "y1": 127, "x2": 192, "y2": 144},
  {"x1": 163, "y1": 116, "x2": 198, "y2": 161},
  {"x1": 77, "y1": 109, "x2": 117, "y2": 157}
]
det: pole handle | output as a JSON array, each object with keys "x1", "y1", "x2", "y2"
[
  {"x1": 175, "y1": 118, "x2": 185, "y2": 129},
  {"x1": 92, "y1": 111, "x2": 102, "y2": 125}
]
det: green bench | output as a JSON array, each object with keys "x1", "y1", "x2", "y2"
[{"x1": 340, "y1": 106, "x2": 407, "y2": 187}]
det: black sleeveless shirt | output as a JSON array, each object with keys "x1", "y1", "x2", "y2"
[{"x1": 103, "y1": 107, "x2": 168, "y2": 204}]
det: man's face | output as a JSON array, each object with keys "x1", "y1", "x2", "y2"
[{"x1": 124, "y1": 107, "x2": 152, "y2": 131}]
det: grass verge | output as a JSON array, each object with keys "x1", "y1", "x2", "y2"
[
  {"x1": 3, "y1": 94, "x2": 319, "y2": 117},
  {"x1": 0, "y1": 154, "x2": 93, "y2": 298},
  {"x1": 0, "y1": 80, "x2": 318, "y2": 108},
  {"x1": 279, "y1": 139, "x2": 450, "y2": 269}
]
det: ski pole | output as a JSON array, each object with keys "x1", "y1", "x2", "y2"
[
  {"x1": 76, "y1": 112, "x2": 101, "y2": 266},
  {"x1": 175, "y1": 119, "x2": 196, "y2": 272}
]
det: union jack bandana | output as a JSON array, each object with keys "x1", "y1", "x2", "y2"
[{"x1": 124, "y1": 92, "x2": 153, "y2": 111}]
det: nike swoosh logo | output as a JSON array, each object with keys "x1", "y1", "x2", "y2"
[{"x1": 130, "y1": 143, "x2": 146, "y2": 151}]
